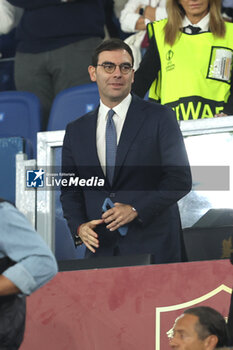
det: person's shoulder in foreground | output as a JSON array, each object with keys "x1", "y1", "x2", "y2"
[{"x1": 0, "y1": 200, "x2": 58, "y2": 296}]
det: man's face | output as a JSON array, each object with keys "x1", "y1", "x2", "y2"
[
  {"x1": 178, "y1": 0, "x2": 209, "y2": 23},
  {"x1": 88, "y1": 49, "x2": 134, "y2": 108},
  {"x1": 169, "y1": 314, "x2": 216, "y2": 350}
]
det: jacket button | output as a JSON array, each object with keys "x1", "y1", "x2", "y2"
[{"x1": 109, "y1": 192, "x2": 115, "y2": 198}]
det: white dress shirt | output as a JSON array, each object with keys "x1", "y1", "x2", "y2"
[
  {"x1": 96, "y1": 94, "x2": 132, "y2": 174},
  {"x1": 182, "y1": 13, "x2": 210, "y2": 33}
]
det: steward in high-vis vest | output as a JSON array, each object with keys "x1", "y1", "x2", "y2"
[{"x1": 147, "y1": 19, "x2": 233, "y2": 120}]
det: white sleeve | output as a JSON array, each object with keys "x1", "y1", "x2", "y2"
[
  {"x1": 120, "y1": 0, "x2": 167, "y2": 33},
  {"x1": 120, "y1": 0, "x2": 145, "y2": 33},
  {"x1": 155, "y1": 0, "x2": 167, "y2": 21},
  {"x1": 0, "y1": 0, "x2": 21, "y2": 34}
]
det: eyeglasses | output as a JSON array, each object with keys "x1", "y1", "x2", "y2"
[{"x1": 96, "y1": 62, "x2": 133, "y2": 74}]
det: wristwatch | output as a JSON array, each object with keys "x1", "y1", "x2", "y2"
[
  {"x1": 74, "y1": 226, "x2": 83, "y2": 246},
  {"x1": 74, "y1": 233, "x2": 83, "y2": 246},
  {"x1": 139, "y1": 6, "x2": 146, "y2": 16}
]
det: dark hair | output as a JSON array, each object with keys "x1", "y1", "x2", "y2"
[
  {"x1": 184, "y1": 306, "x2": 229, "y2": 347},
  {"x1": 91, "y1": 38, "x2": 134, "y2": 67}
]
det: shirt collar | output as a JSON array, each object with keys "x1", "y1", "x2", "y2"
[
  {"x1": 99, "y1": 93, "x2": 132, "y2": 120},
  {"x1": 182, "y1": 13, "x2": 210, "y2": 32}
]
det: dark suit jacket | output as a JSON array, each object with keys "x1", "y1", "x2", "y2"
[{"x1": 60, "y1": 94, "x2": 192, "y2": 262}]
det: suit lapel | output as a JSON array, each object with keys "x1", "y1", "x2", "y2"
[
  {"x1": 113, "y1": 95, "x2": 147, "y2": 183},
  {"x1": 84, "y1": 96, "x2": 147, "y2": 188}
]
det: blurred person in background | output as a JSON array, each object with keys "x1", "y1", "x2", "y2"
[
  {"x1": 0, "y1": 0, "x2": 22, "y2": 91},
  {"x1": 6, "y1": 0, "x2": 106, "y2": 130}
]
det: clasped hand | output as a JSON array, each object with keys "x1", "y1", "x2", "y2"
[
  {"x1": 78, "y1": 203, "x2": 138, "y2": 253},
  {"x1": 102, "y1": 202, "x2": 138, "y2": 231}
]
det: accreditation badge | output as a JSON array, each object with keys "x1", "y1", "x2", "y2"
[{"x1": 207, "y1": 47, "x2": 233, "y2": 83}]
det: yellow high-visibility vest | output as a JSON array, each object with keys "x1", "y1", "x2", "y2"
[{"x1": 148, "y1": 19, "x2": 233, "y2": 120}]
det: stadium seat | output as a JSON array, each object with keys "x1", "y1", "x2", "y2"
[
  {"x1": 183, "y1": 209, "x2": 233, "y2": 261},
  {"x1": 0, "y1": 91, "x2": 41, "y2": 158},
  {"x1": 47, "y1": 83, "x2": 99, "y2": 131},
  {"x1": 183, "y1": 225, "x2": 233, "y2": 261}
]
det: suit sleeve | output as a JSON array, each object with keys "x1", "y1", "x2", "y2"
[
  {"x1": 131, "y1": 107, "x2": 192, "y2": 226},
  {"x1": 60, "y1": 124, "x2": 88, "y2": 241},
  {"x1": 132, "y1": 26, "x2": 161, "y2": 98}
]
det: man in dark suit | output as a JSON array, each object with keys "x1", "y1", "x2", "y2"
[{"x1": 60, "y1": 38, "x2": 192, "y2": 261}]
